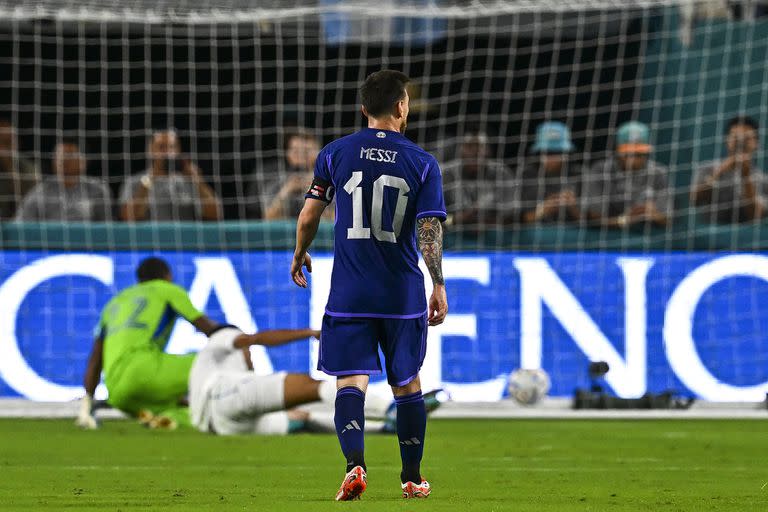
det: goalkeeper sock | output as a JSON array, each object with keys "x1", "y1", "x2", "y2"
[
  {"x1": 334, "y1": 386, "x2": 366, "y2": 472},
  {"x1": 395, "y1": 391, "x2": 426, "y2": 484}
]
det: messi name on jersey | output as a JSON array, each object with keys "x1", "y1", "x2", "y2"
[{"x1": 360, "y1": 147, "x2": 398, "y2": 163}]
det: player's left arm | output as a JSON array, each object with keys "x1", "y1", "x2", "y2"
[
  {"x1": 192, "y1": 316, "x2": 219, "y2": 336},
  {"x1": 164, "y1": 282, "x2": 219, "y2": 335},
  {"x1": 416, "y1": 156, "x2": 449, "y2": 326},
  {"x1": 233, "y1": 328, "x2": 321, "y2": 348},
  {"x1": 417, "y1": 216, "x2": 448, "y2": 326}
]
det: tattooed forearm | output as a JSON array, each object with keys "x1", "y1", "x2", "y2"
[{"x1": 417, "y1": 216, "x2": 445, "y2": 285}]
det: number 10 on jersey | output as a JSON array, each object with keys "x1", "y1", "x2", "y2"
[{"x1": 344, "y1": 171, "x2": 410, "y2": 243}]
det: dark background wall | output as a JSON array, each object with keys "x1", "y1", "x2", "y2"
[{"x1": 0, "y1": 10, "x2": 654, "y2": 219}]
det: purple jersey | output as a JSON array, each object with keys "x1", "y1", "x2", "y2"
[{"x1": 306, "y1": 128, "x2": 446, "y2": 318}]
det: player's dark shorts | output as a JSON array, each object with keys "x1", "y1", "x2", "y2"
[{"x1": 318, "y1": 313, "x2": 428, "y2": 387}]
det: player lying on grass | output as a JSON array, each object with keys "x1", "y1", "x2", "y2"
[
  {"x1": 187, "y1": 326, "x2": 442, "y2": 435},
  {"x1": 77, "y1": 257, "x2": 438, "y2": 432},
  {"x1": 77, "y1": 256, "x2": 370, "y2": 430},
  {"x1": 81, "y1": 320, "x2": 440, "y2": 434}
]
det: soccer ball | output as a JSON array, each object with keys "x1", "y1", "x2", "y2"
[{"x1": 507, "y1": 368, "x2": 551, "y2": 405}]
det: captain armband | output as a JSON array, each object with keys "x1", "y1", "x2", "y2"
[{"x1": 305, "y1": 177, "x2": 335, "y2": 204}]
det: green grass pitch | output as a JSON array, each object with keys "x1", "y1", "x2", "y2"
[{"x1": 0, "y1": 418, "x2": 765, "y2": 511}]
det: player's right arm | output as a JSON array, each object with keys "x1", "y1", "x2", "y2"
[
  {"x1": 292, "y1": 148, "x2": 334, "y2": 287},
  {"x1": 234, "y1": 328, "x2": 321, "y2": 348},
  {"x1": 77, "y1": 337, "x2": 103, "y2": 430},
  {"x1": 82, "y1": 337, "x2": 103, "y2": 399},
  {"x1": 77, "y1": 316, "x2": 106, "y2": 430},
  {"x1": 292, "y1": 199, "x2": 325, "y2": 287}
]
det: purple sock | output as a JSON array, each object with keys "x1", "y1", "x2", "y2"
[
  {"x1": 334, "y1": 386, "x2": 366, "y2": 473},
  {"x1": 395, "y1": 391, "x2": 426, "y2": 484}
]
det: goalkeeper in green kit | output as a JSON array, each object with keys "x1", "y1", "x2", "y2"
[
  {"x1": 77, "y1": 256, "x2": 443, "y2": 432},
  {"x1": 76, "y1": 256, "x2": 219, "y2": 429}
]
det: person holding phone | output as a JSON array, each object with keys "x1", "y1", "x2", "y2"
[
  {"x1": 691, "y1": 116, "x2": 767, "y2": 224},
  {"x1": 581, "y1": 121, "x2": 673, "y2": 229},
  {"x1": 244, "y1": 128, "x2": 334, "y2": 221},
  {"x1": 119, "y1": 129, "x2": 222, "y2": 221}
]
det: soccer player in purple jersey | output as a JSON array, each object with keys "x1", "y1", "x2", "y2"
[{"x1": 291, "y1": 70, "x2": 448, "y2": 501}]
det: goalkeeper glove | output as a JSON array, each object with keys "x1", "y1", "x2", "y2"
[{"x1": 75, "y1": 394, "x2": 99, "y2": 430}]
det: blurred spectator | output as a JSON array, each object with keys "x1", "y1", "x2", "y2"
[
  {"x1": 15, "y1": 139, "x2": 111, "y2": 221},
  {"x1": 681, "y1": 2, "x2": 768, "y2": 46},
  {"x1": 246, "y1": 129, "x2": 329, "y2": 220},
  {"x1": 320, "y1": 0, "x2": 446, "y2": 46},
  {"x1": 730, "y1": 0, "x2": 768, "y2": 19},
  {"x1": 517, "y1": 122, "x2": 582, "y2": 224},
  {"x1": 691, "y1": 116, "x2": 767, "y2": 224},
  {"x1": 442, "y1": 129, "x2": 514, "y2": 227},
  {"x1": 581, "y1": 121, "x2": 673, "y2": 229},
  {"x1": 0, "y1": 119, "x2": 40, "y2": 219},
  {"x1": 678, "y1": 1, "x2": 731, "y2": 46},
  {"x1": 119, "y1": 129, "x2": 222, "y2": 222}
]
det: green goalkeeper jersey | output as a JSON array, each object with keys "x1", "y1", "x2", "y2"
[{"x1": 95, "y1": 279, "x2": 203, "y2": 382}]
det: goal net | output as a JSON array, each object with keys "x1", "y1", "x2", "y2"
[{"x1": 1, "y1": 0, "x2": 767, "y2": 403}]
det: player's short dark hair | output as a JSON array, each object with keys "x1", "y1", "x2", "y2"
[
  {"x1": 136, "y1": 257, "x2": 171, "y2": 282},
  {"x1": 360, "y1": 70, "x2": 410, "y2": 118},
  {"x1": 727, "y1": 115, "x2": 759, "y2": 134}
]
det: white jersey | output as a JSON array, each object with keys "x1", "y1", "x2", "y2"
[
  {"x1": 188, "y1": 328, "x2": 245, "y2": 431},
  {"x1": 188, "y1": 327, "x2": 288, "y2": 435}
]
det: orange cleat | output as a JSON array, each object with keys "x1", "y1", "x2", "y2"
[
  {"x1": 402, "y1": 479, "x2": 431, "y2": 499},
  {"x1": 335, "y1": 466, "x2": 367, "y2": 501},
  {"x1": 137, "y1": 410, "x2": 177, "y2": 431}
]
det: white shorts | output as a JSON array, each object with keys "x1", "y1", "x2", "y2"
[{"x1": 209, "y1": 370, "x2": 289, "y2": 435}]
